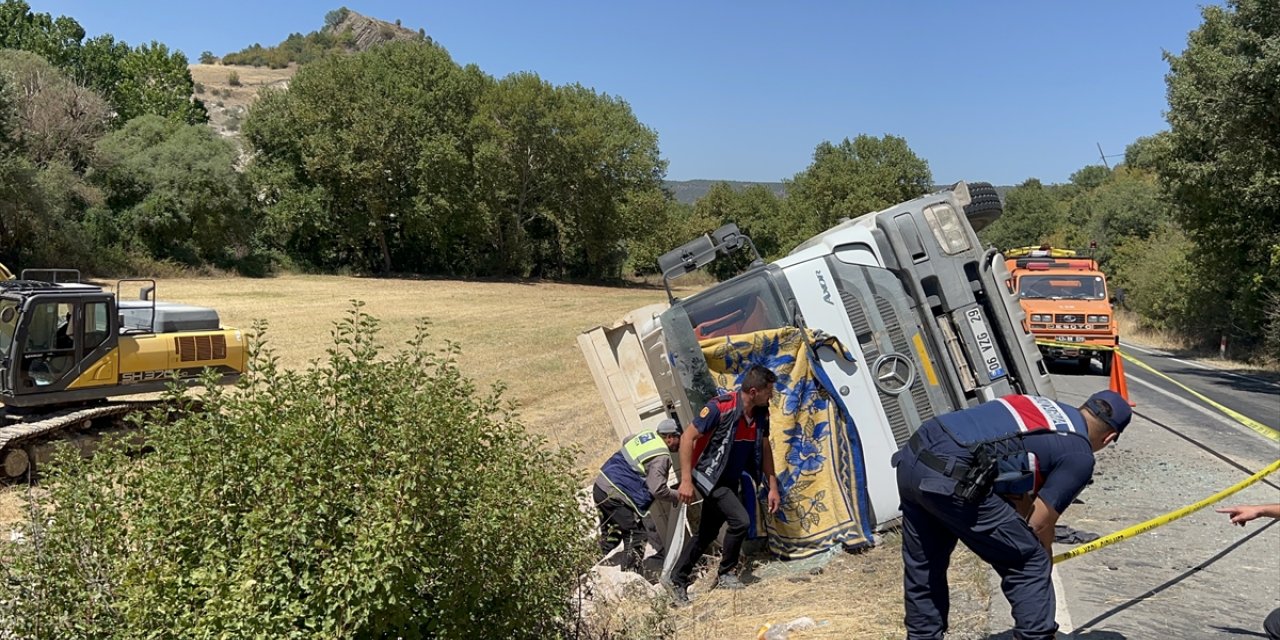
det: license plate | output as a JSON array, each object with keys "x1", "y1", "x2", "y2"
[{"x1": 965, "y1": 308, "x2": 1006, "y2": 380}]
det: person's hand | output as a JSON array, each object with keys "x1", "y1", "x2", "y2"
[
  {"x1": 767, "y1": 486, "x2": 781, "y2": 514},
  {"x1": 1217, "y1": 505, "x2": 1266, "y2": 526},
  {"x1": 677, "y1": 482, "x2": 695, "y2": 505}
]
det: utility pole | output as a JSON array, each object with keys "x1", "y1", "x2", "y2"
[{"x1": 1097, "y1": 142, "x2": 1111, "y2": 169}]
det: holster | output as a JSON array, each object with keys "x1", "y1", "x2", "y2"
[{"x1": 907, "y1": 434, "x2": 998, "y2": 503}]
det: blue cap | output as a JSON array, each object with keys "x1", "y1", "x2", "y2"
[{"x1": 1085, "y1": 390, "x2": 1131, "y2": 435}]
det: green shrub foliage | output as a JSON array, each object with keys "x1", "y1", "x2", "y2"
[{"x1": 0, "y1": 304, "x2": 595, "y2": 639}]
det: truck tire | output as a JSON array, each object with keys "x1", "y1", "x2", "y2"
[{"x1": 964, "y1": 182, "x2": 1002, "y2": 233}]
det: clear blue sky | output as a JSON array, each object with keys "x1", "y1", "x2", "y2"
[{"x1": 35, "y1": 1, "x2": 1214, "y2": 186}]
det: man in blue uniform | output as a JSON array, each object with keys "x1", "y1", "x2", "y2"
[
  {"x1": 665, "y1": 364, "x2": 781, "y2": 606},
  {"x1": 894, "y1": 390, "x2": 1132, "y2": 640},
  {"x1": 593, "y1": 418, "x2": 683, "y2": 573}
]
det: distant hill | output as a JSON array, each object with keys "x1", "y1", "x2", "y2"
[
  {"x1": 195, "y1": 8, "x2": 424, "y2": 143},
  {"x1": 219, "y1": 7, "x2": 425, "y2": 68},
  {"x1": 664, "y1": 179, "x2": 787, "y2": 204}
]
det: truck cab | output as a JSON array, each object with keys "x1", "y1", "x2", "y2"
[
  {"x1": 580, "y1": 182, "x2": 1053, "y2": 530},
  {"x1": 1004, "y1": 247, "x2": 1119, "y2": 374}
]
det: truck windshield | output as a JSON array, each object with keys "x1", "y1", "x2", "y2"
[
  {"x1": 0, "y1": 300, "x2": 16, "y2": 359},
  {"x1": 681, "y1": 270, "x2": 791, "y2": 339},
  {"x1": 1018, "y1": 275, "x2": 1105, "y2": 300}
]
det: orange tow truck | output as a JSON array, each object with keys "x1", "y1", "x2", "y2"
[{"x1": 1005, "y1": 246, "x2": 1118, "y2": 375}]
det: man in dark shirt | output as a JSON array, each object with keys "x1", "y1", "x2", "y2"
[
  {"x1": 664, "y1": 364, "x2": 781, "y2": 606},
  {"x1": 893, "y1": 390, "x2": 1131, "y2": 640}
]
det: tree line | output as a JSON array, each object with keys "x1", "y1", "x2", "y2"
[{"x1": 0, "y1": 0, "x2": 1275, "y2": 360}]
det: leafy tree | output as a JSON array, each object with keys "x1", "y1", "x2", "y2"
[
  {"x1": 0, "y1": 49, "x2": 110, "y2": 170},
  {"x1": 473, "y1": 73, "x2": 665, "y2": 278},
  {"x1": 325, "y1": 6, "x2": 351, "y2": 29},
  {"x1": 1066, "y1": 167, "x2": 1169, "y2": 266},
  {"x1": 1163, "y1": 0, "x2": 1280, "y2": 355},
  {"x1": 114, "y1": 41, "x2": 206, "y2": 124},
  {"x1": 1122, "y1": 133, "x2": 1171, "y2": 173},
  {"x1": 1068, "y1": 165, "x2": 1112, "y2": 190},
  {"x1": 0, "y1": 0, "x2": 84, "y2": 68},
  {"x1": 624, "y1": 195, "x2": 710, "y2": 276},
  {"x1": 198, "y1": 49, "x2": 215, "y2": 64},
  {"x1": 1109, "y1": 225, "x2": 1200, "y2": 334},
  {"x1": 0, "y1": 307, "x2": 594, "y2": 638},
  {"x1": 977, "y1": 178, "x2": 1064, "y2": 251},
  {"x1": 91, "y1": 114, "x2": 249, "y2": 265},
  {"x1": 784, "y1": 134, "x2": 932, "y2": 243},
  {"x1": 245, "y1": 41, "x2": 487, "y2": 274},
  {"x1": 0, "y1": 3, "x2": 203, "y2": 125}
]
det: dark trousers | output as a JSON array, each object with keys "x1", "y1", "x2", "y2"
[
  {"x1": 897, "y1": 445, "x2": 1057, "y2": 640},
  {"x1": 594, "y1": 485, "x2": 646, "y2": 571},
  {"x1": 671, "y1": 484, "x2": 750, "y2": 588}
]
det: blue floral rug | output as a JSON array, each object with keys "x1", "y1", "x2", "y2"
[{"x1": 701, "y1": 327, "x2": 875, "y2": 559}]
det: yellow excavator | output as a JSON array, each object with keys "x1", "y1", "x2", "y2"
[{"x1": 0, "y1": 268, "x2": 246, "y2": 479}]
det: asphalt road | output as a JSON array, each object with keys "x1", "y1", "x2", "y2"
[{"x1": 988, "y1": 348, "x2": 1280, "y2": 639}]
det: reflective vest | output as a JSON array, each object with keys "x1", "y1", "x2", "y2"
[
  {"x1": 935, "y1": 394, "x2": 1089, "y2": 495},
  {"x1": 600, "y1": 430, "x2": 671, "y2": 514}
]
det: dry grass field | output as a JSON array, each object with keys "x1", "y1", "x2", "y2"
[{"x1": 1, "y1": 274, "x2": 992, "y2": 637}]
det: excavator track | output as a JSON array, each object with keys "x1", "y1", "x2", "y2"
[{"x1": 0, "y1": 402, "x2": 160, "y2": 480}]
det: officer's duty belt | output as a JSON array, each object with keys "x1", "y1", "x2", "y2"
[{"x1": 907, "y1": 433, "x2": 972, "y2": 480}]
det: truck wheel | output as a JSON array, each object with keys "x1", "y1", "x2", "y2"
[
  {"x1": 964, "y1": 182, "x2": 1002, "y2": 232},
  {"x1": 1100, "y1": 351, "x2": 1114, "y2": 376}
]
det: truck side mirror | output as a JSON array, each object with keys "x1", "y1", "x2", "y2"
[{"x1": 1111, "y1": 288, "x2": 1126, "y2": 306}]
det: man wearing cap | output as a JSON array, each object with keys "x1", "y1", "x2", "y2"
[
  {"x1": 893, "y1": 390, "x2": 1132, "y2": 640},
  {"x1": 592, "y1": 418, "x2": 683, "y2": 574}
]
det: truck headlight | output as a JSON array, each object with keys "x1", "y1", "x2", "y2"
[
  {"x1": 1031, "y1": 314, "x2": 1049, "y2": 322},
  {"x1": 1087, "y1": 315, "x2": 1110, "y2": 324},
  {"x1": 922, "y1": 202, "x2": 972, "y2": 255}
]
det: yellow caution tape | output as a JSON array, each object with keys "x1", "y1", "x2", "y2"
[
  {"x1": 1035, "y1": 338, "x2": 1117, "y2": 351},
  {"x1": 1119, "y1": 350, "x2": 1279, "y2": 443},
  {"x1": 1034, "y1": 339, "x2": 1277, "y2": 442},
  {"x1": 1053, "y1": 458, "x2": 1280, "y2": 563}
]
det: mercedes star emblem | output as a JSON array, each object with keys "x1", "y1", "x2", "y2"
[{"x1": 873, "y1": 353, "x2": 915, "y2": 395}]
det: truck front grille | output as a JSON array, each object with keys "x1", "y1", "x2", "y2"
[{"x1": 842, "y1": 291, "x2": 920, "y2": 447}]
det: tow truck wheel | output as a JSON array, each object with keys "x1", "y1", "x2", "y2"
[
  {"x1": 1100, "y1": 351, "x2": 1114, "y2": 376},
  {"x1": 3, "y1": 447, "x2": 30, "y2": 479}
]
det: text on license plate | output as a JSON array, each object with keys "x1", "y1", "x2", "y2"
[{"x1": 965, "y1": 308, "x2": 1007, "y2": 380}]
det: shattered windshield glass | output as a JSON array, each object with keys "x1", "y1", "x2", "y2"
[{"x1": 1017, "y1": 275, "x2": 1105, "y2": 300}]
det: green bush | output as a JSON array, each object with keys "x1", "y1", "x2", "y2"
[
  {"x1": 227, "y1": 70, "x2": 242, "y2": 86},
  {"x1": 0, "y1": 305, "x2": 595, "y2": 639}
]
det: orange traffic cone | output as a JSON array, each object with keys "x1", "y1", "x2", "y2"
[{"x1": 1110, "y1": 349, "x2": 1134, "y2": 406}]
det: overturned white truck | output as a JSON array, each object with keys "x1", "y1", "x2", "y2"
[{"x1": 579, "y1": 182, "x2": 1054, "y2": 557}]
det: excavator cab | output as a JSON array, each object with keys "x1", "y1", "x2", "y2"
[{"x1": 0, "y1": 281, "x2": 119, "y2": 403}]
